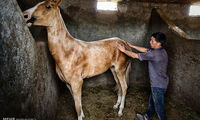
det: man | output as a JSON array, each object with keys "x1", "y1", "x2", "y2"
[{"x1": 117, "y1": 32, "x2": 168, "y2": 120}]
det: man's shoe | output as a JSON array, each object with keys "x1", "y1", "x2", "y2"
[{"x1": 136, "y1": 113, "x2": 144, "y2": 120}]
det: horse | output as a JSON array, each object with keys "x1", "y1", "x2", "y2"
[{"x1": 23, "y1": 0, "x2": 131, "y2": 119}]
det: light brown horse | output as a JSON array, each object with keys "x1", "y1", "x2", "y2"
[{"x1": 23, "y1": 0, "x2": 131, "y2": 119}]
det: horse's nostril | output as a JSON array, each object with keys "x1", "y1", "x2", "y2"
[{"x1": 24, "y1": 15, "x2": 28, "y2": 18}]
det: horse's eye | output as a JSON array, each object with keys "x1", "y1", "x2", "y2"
[{"x1": 46, "y1": 5, "x2": 51, "y2": 9}]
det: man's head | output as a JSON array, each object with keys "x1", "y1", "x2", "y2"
[{"x1": 150, "y1": 32, "x2": 166, "y2": 49}]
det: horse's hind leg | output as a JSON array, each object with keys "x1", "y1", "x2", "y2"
[
  {"x1": 116, "y1": 69, "x2": 128, "y2": 117},
  {"x1": 110, "y1": 67, "x2": 122, "y2": 109}
]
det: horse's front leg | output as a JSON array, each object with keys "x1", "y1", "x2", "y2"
[
  {"x1": 71, "y1": 78, "x2": 84, "y2": 120},
  {"x1": 66, "y1": 83, "x2": 73, "y2": 95}
]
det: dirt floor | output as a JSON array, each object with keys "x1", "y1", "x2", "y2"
[{"x1": 56, "y1": 86, "x2": 200, "y2": 120}]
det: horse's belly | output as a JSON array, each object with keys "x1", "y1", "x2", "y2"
[{"x1": 83, "y1": 63, "x2": 111, "y2": 78}]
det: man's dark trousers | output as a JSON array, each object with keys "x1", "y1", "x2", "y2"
[{"x1": 144, "y1": 87, "x2": 167, "y2": 120}]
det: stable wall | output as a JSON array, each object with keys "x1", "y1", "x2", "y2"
[{"x1": 0, "y1": 0, "x2": 59, "y2": 119}]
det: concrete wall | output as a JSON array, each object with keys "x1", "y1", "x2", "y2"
[{"x1": 0, "y1": 0, "x2": 59, "y2": 119}]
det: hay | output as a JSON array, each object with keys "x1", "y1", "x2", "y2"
[{"x1": 56, "y1": 86, "x2": 200, "y2": 120}]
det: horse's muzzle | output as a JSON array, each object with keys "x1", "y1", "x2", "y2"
[{"x1": 26, "y1": 17, "x2": 36, "y2": 24}]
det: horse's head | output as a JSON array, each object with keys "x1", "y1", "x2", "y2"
[{"x1": 23, "y1": 0, "x2": 61, "y2": 27}]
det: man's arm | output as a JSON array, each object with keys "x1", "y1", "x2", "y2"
[
  {"x1": 127, "y1": 42, "x2": 147, "y2": 53},
  {"x1": 117, "y1": 44, "x2": 139, "y2": 59}
]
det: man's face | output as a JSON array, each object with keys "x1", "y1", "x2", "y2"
[{"x1": 150, "y1": 37, "x2": 161, "y2": 49}]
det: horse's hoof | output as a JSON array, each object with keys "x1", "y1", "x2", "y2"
[
  {"x1": 118, "y1": 112, "x2": 123, "y2": 117},
  {"x1": 78, "y1": 116, "x2": 82, "y2": 120},
  {"x1": 113, "y1": 104, "x2": 118, "y2": 109},
  {"x1": 82, "y1": 113, "x2": 85, "y2": 118},
  {"x1": 81, "y1": 112, "x2": 85, "y2": 118}
]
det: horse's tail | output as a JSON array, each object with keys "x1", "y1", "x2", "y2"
[
  {"x1": 125, "y1": 61, "x2": 131, "y2": 87},
  {"x1": 113, "y1": 60, "x2": 131, "y2": 92}
]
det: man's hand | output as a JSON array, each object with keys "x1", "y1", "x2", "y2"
[
  {"x1": 126, "y1": 42, "x2": 134, "y2": 48},
  {"x1": 117, "y1": 43, "x2": 139, "y2": 59},
  {"x1": 117, "y1": 43, "x2": 125, "y2": 52}
]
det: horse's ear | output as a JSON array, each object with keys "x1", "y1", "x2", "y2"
[{"x1": 51, "y1": 0, "x2": 61, "y2": 6}]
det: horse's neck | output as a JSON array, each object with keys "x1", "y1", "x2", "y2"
[{"x1": 47, "y1": 10, "x2": 74, "y2": 45}]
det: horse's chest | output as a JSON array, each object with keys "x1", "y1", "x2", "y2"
[{"x1": 56, "y1": 52, "x2": 86, "y2": 77}]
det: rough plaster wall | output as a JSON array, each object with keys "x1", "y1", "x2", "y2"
[
  {"x1": 160, "y1": 4, "x2": 200, "y2": 39},
  {"x1": 0, "y1": 0, "x2": 59, "y2": 119},
  {"x1": 149, "y1": 9, "x2": 200, "y2": 113},
  {"x1": 167, "y1": 31, "x2": 200, "y2": 114}
]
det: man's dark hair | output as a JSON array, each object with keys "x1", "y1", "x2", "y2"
[{"x1": 151, "y1": 32, "x2": 166, "y2": 47}]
